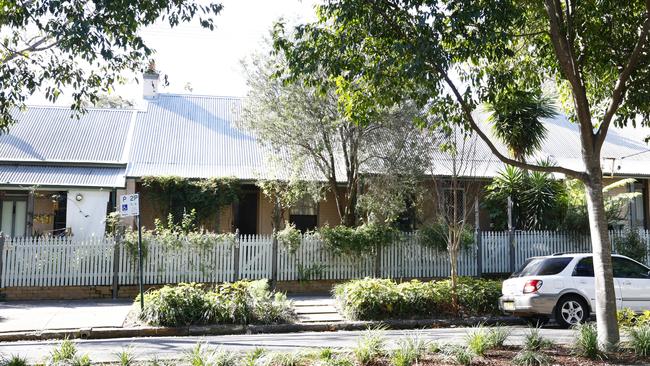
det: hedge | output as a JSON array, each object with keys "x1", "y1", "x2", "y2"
[
  {"x1": 136, "y1": 280, "x2": 295, "y2": 326},
  {"x1": 333, "y1": 277, "x2": 502, "y2": 320}
]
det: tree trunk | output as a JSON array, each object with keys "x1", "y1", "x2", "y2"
[{"x1": 584, "y1": 167, "x2": 619, "y2": 349}]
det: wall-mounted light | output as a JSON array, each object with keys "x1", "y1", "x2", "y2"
[{"x1": 75, "y1": 193, "x2": 84, "y2": 202}]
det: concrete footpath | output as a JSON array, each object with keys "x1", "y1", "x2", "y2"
[{"x1": 0, "y1": 299, "x2": 132, "y2": 333}]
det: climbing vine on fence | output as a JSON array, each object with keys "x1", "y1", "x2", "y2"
[{"x1": 122, "y1": 210, "x2": 236, "y2": 262}]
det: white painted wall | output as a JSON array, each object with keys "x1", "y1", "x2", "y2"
[{"x1": 66, "y1": 189, "x2": 110, "y2": 238}]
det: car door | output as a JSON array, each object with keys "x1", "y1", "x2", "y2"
[
  {"x1": 572, "y1": 256, "x2": 623, "y2": 310},
  {"x1": 613, "y1": 256, "x2": 650, "y2": 312}
]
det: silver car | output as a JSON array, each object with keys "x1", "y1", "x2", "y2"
[{"x1": 499, "y1": 253, "x2": 650, "y2": 328}]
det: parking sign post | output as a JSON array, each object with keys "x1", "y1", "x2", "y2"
[{"x1": 120, "y1": 194, "x2": 143, "y2": 311}]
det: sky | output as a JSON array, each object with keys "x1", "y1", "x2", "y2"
[{"x1": 32, "y1": 0, "x2": 317, "y2": 105}]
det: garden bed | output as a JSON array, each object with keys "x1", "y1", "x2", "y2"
[
  {"x1": 333, "y1": 277, "x2": 503, "y2": 321},
  {"x1": 127, "y1": 280, "x2": 295, "y2": 327}
]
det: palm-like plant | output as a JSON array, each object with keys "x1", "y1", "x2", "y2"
[{"x1": 485, "y1": 90, "x2": 557, "y2": 162}]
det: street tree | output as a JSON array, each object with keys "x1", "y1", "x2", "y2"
[
  {"x1": 273, "y1": 0, "x2": 650, "y2": 347},
  {"x1": 0, "y1": 0, "x2": 222, "y2": 132}
]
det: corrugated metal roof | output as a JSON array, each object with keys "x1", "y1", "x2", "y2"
[
  {"x1": 0, "y1": 107, "x2": 133, "y2": 163},
  {"x1": 127, "y1": 94, "x2": 267, "y2": 179},
  {"x1": 0, "y1": 164, "x2": 126, "y2": 188}
]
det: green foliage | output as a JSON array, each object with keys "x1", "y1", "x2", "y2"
[
  {"x1": 333, "y1": 278, "x2": 502, "y2": 320},
  {"x1": 390, "y1": 335, "x2": 428, "y2": 366},
  {"x1": 442, "y1": 345, "x2": 474, "y2": 366},
  {"x1": 0, "y1": 2, "x2": 221, "y2": 131},
  {"x1": 137, "y1": 280, "x2": 295, "y2": 327},
  {"x1": 512, "y1": 350, "x2": 552, "y2": 366},
  {"x1": 485, "y1": 90, "x2": 555, "y2": 162},
  {"x1": 572, "y1": 323, "x2": 605, "y2": 360},
  {"x1": 484, "y1": 166, "x2": 567, "y2": 230},
  {"x1": 49, "y1": 339, "x2": 78, "y2": 363},
  {"x1": 465, "y1": 327, "x2": 491, "y2": 357},
  {"x1": 277, "y1": 222, "x2": 303, "y2": 254},
  {"x1": 626, "y1": 325, "x2": 650, "y2": 357},
  {"x1": 464, "y1": 325, "x2": 509, "y2": 357},
  {"x1": 268, "y1": 352, "x2": 305, "y2": 366},
  {"x1": 142, "y1": 176, "x2": 239, "y2": 226},
  {"x1": 562, "y1": 179, "x2": 642, "y2": 232},
  {"x1": 318, "y1": 224, "x2": 398, "y2": 256},
  {"x1": 352, "y1": 328, "x2": 386, "y2": 366},
  {"x1": 115, "y1": 347, "x2": 136, "y2": 366},
  {"x1": 0, "y1": 355, "x2": 27, "y2": 366},
  {"x1": 47, "y1": 339, "x2": 91, "y2": 366},
  {"x1": 242, "y1": 348, "x2": 266, "y2": 366},
  {"x1": 123, "y1": 209, "x2": 236, "y2": 262},
  {"x1": 522, "y1": 328, "x2": 554, "y2": 351},
  {"x1": 418, "y1": 219, "x2": 474, "y2": 252},
  {"x1": 614, "y1": 228, "x2": 648, "y2": 263},
  {"x1": 618, "y1": 308, "x2": 650, "y2": 328}
]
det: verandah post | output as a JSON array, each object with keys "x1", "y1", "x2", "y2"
[{"x1": 0, "y1": 234, "x2": 5, "y2": 288}]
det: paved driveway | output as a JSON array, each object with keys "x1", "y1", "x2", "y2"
[
  {"x1": 0, "y1": 299, "x2": 132, "y2": 333},
  {"x1": 0, "y1": 326, "x2": 576, "y2": 363}
]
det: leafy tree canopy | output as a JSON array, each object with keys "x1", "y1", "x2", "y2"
[{"x1": 0, "y1": 0, "x2": 222, "y2": 132}]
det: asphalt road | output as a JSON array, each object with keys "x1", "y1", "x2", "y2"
[{"x1": 0, "y1": 326, "x2": 576, "y2": 363}]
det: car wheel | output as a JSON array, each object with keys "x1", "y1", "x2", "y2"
[{"x1": 554, "y1": 295, "x2": 589, "y2": 328}]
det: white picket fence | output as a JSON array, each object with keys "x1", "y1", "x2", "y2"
[{"x1": 1, "y1": 229, "x2": 649, "y2": 288}]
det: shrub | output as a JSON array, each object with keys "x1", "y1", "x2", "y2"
[
  {"x1": 319, "y1": 224, "x2": 397, "y2": 256},
  {"x1": 614, "y1": 228, "x2": 647, "y2": 263},
  {"x1": 137, "y1": 280, "x2": 295, "y2": 327},
  {"x1": 277, "y1": 222, "x2": 303, "y2": 254},
  {"x1": 418, "y1": 219, "x2": 474, "y2": 252},
  {"x1": 465, "y1": 327, "x2": 491, "y2": 356},
  {"x1": 0, "y1": 355, "x2": 27, "y2": 366},
  {"x1": 115, "y1": 347, "x2": 136, "y2": 366},
  {"x1": 186, "y1": 343, "x2": 216, "y2": 366},
  {"x1": 138, "y1": 282, "x2": 207, "y2": 326},
  {"x1": 627, "y1": 325, "x2": 650, "y2": 357},
  {"x1": 617, "y1": 308, "x2": 638, "y2": 328},
  {"x1": 242, "y1": 348, "x2": 266, "y2": 366},
  {"x1": 522, "y1": 328, "x2": 554, "y2": 351},
  {"x1": 512, "y1": 350, "x2": 552, "y2": 366},
  {"x1": 268, "y1": 352, "x2": 305, "y2": 366},
  {"x1": 486, "y1": 326, "x2": 510, "y2": 348},
  {"x1": 442, "y1": 345, "x2": 473, "y2": 366},
  {"x1": 352, "y1": 328, "x2": 386, "y2": 365},
  {"x1": 390, "y1": 335, "x2": 428, "y2": 366},
  {"x1": 572, "y1": 323, "x2": 605, "y2": 360},
  {"x1": 333, "y1": 277, "x2": 501, "y2": 321}
]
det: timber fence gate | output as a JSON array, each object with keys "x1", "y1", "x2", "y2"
[{"x1": 1, "y1": 229, "x2": 649, "y2": 288}]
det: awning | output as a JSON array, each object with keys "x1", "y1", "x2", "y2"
[{"x1": 0, "y1": 164, "x2": 126, "y2": 188}]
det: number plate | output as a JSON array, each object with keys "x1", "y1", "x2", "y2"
[{"x1": 503, "y1": 301, "x2": 516, "y2": 311}]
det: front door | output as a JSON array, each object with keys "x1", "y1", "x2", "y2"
[
  {"x1": 612, "y1": 256, "x2": 650, "y2": 312},
  {"x1": 0, "y1": 198, "x2": 27, "y2": 237},
  {"x1": 235, "y1": 189, "x2": 258, "y2": 235}
]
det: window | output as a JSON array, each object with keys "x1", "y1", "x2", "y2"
[
  {"x1": 612, "y1": 257, "x2": 650, "y2": 279},
  {"x1": 290, "y1": 196, "x2": 318, "y2": 232},
  {"x1": 443, "y1": 188, "x2": 465, "y2": 221},
  {"x1": 512, "y1": 257, "x2": 573, "y2": 277},
  {"x1": 0, "y1": 197, "x2": 28, "y2": 237},
  {"x1": 573, "y1": 257, "x2": 594, "y2": 277}
]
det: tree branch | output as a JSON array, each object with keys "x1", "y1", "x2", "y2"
[
  {"x1": 595, "y1": 6, "x2": 650, "y2": 152},
  {"x1": 365, "y1": 0, "x2": 588, "y2": 180},
  {"x1": 438, "y1": 68, "x2": 588, "y2": 180}
]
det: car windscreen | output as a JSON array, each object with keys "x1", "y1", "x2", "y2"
[{"x1": 511, "y1": 257, "x2": 573, "y2": 277}]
